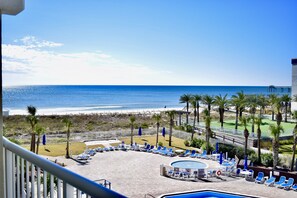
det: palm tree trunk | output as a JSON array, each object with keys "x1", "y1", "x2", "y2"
[
  {"x1": 285, "y1": 104, "x2": 288, "y2": 122},
  {"x1": 130, "y1": 126, "x2": 134, "y2": 146},
  {"x1": 169, "y1": 119, "x2": 173, "y2": 146},
  {"x1": 257, "y1": 128, "x2": 261, "y2": 164},
  {"x1": 66, "y1": 130, "x2": 70, "y2": 158},
  {"x1": 235, "y1": 107, "x2": 239, "y2": 130},
  {"x1": 273, "y1": 139, "x2": 279, "y2": 169},
  {"x1": 186, "y1": 102, "x2": 189, "y2": 124},
  {"x1": 36, "y1": 136, "x2": 40, "y2": 155},
  {"x1": 252, "y1": 117, "x2": 255, "y2": 133},
  {"x1": 291, "y1": 136, "x2": 296, "y2": 171},
  {"x1": 239, "y1": 107, "x2": 244, "y2": 119},
  {"x1": 197, "y1": 103, "x2": 200, "y2": 123},
  {"x1": 156, "y1": 124, "x2": 159, "y2": 147},
  {"x1": 272, "y1": 111, "x2": 275, "y2": 121},
  {"x1": 193, "y1": 110, "x2": 196, "y2": 128},
  {"x1": 276, "y1": 112, "x2": 282, "y2": 126},
  {"x1": 208, "y1": 104, "x2": 211, "y2": 113}
]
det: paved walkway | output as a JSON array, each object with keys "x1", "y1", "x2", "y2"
[{"x1": 54, "y1": 151, "x2": 297, "y2": 198}]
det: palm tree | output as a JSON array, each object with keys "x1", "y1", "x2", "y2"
[
  {"x1": 254, "y1": 115, "x2": 263, "y2": 164},
  {"x1": 257, "y1": 94, "x2": 268, "y2": 116},
  {"x1": 214, "y1": 94, "x2": 228, "y2": 128},
  {"x1": 268, "y1": 94, "x2": 278, "y2": 121},
  {"x1": 35, "y1": 125, "x2": 45, "y2": 155},
  {"x1": 203, "y1": 109, "x2": 212, "y2": 154},
  {"x1": 192, "y1": 94, "x2": 202, "y2": 123},
  {"x1": 237, "y1": 91, "x2": 246, "y2": 119},
  {"x1": 129, "y1": 115, "x2": 136, "y2": 146},
  {"x1": 166, "y1": 110, "x2": 176, "y2": 146},
  {"x1": 179, "y1": 94, "x2": 192, "y2": 124},
  {"x1": 246, "y1": 95, "x2": 257, "y2": 133},
  {"x1": 291, "y1": 111, "x2": 297, "y2": 171},
  {"x1": 26, "y1": 105, "x2": 38, "y2": 153},
  {"x1": 240, "y1": 115, "x2": 250, "y2": 157},
  {"x1": 152, "y1": 114, "x2": 161, "y2": 147},
  {"x1": 231, "y1": 91, "x2": 246, "y2": 130},
  {"x1": 190, "y1": 98, "x2": 197, "y2": 128},
  {"x1": 281, "y1": 94, "x2": 291, "y2": 122},
  {"x1": 269, "y1": 124, "x2": 284, "y2": 168},
  {"x1": 202, "y1": 95, "x2": 214, "y2": 113},
  {"x1": 62, "y1": 118, "x2": 72, "y2": 158},
  {"x1": 274, "y1": 97, "x2": 283, "y2": 126}
]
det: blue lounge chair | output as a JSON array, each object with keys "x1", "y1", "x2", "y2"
[
  {"x1": 292, "y1": 184, "x2": 297, "y2": 191},
  {"x1": 199, "y1": 150, "x2": 208, "y2": 159},
  {"x1": 159, "y1": 147, "x2": 167, "y2": 155},
  {"x1": 147, "y1": 145, "x2": 154, "y2": 152},
  {"x1": 162, "y1": 148, "x2": 172, "y2": 155},
  {"x1": 264, "y1": 176, "x2": 276, "y2": 187},
  {"x1": 167, "y1": 148, "x2": 175, "y2": 157},
  {"x1": 279, "y1": 178, "x2": 294, "y2": 190},
  {"x1": 274, "y1": 176, "x2": 286, "y2": 187},
  {"x1": 180, "y1": 150, "x2": 190, "y2": 157},
  {"x1": 141, "y1": 144, "x2": 150, "y2": 152},
  {"x1": 190, "y1": 150, "x2": 196, "y2": 158},
  {"x1": 255, "y1": 172, "x2": 265, "y2": 184},
  {"x1": 152, "y1": 146, "x2": 161, "y2": 154}
]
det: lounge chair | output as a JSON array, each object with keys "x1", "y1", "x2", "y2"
[
  {"x1": 255, "y1": 172, "x2": 265, "y2": 184},
  {"x1": 147, "y1": 145, "x2": 154, "y2": 152},
  {"x1": 109, "y1": 147, "x2": 115, "y2": 151},
  {"x1": 166, "y1": 148, "x2": 175, "y2": 156},
  {"x1": 190, "y1": 150, "x2": 196, "y2": 158},
  {"x1": 199, "y1": 150, "x2": 208, "y2": 159},
  {"x1": 179, "y1": 150, "x2": 190, "y2": 157},
  {"x1": 158, "y1": 147, "x2": 167, "y2": 155},
  {"x1": 152, "y1": 146, "x2": 162, "y2": 154},
  {"x1": 292, "y1": 184, "x2": 297, "y2": 191},
  {"x1": 161, "y1": 148, "x2": 171, "y2": 155},
  {"x1": 279, "y1": 178, "x2": 294, "y2": 190},
  {"x1": 245, "y1": 169, "x2": 254, "y2": 181},
  {"x1": 141, "y1": 144, "x2": 150, "y2": 152},
  {"x1": 274, "y1": 176, "x2": 286, "y2": 187},
  {"x1": 264, "y1": 176, "x2": 276, "y2": 187}
]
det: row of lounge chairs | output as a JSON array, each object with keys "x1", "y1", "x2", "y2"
[{"x1": 254, "y1": 172, "x2": 297, "y2": 191}]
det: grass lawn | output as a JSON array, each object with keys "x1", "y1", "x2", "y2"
[
  {"x1": 22, "y1": 142, "x2": 104, "y2": 157},
  {"x1": 118, "y1": 135, "x2": 198, "y2": 151},
  {"x1": 200, "y1": 119, "x2": 295, "y2": 137}
]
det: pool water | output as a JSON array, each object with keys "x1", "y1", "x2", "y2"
[
  {"x1": 162, "y1": 190, "x2": 256, "y2": 198},
  {"x1": 171, "y1": 160, "x2": 207, "y2": 169}
]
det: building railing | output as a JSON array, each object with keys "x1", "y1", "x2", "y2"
[{"x1": 2, "y1": 137, "x2": 126, "y2": 198}]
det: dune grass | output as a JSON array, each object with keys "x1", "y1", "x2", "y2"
[
  {"x1": 118, "y1": 135, "x2": 198, "y2": 151},
  {"x1": 22, "y1": 142, "x2": 104, "y2": 157}
]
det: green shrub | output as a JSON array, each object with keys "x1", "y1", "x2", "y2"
[
  {"x1": 201, "y1": 142, "x2": 214, "y2": 152},
  {"x1": 261, "y1": 153, "x2": 274, "y2": 167},
  {"x1": 190, "y1": 138, "x2": 205, "y2": 148},
  {"x1": 184, "y1": 140, "x2": 190, "y2": 147},
  {"x1": 141, "y1": 123, "x2": 149, "y2": 129},
  {"x1": 158, "y1": 142, "x2": 163, "y2": 147},
  {"x1": 280, "y1": 139, "x2": 294, "y2": 145},
  {"x1": 8, "y1": 138, "x2": 21, "y2": 145}
]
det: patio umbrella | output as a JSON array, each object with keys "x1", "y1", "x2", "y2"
[
  {"x1": 244, "y1": 155, "x2": 248, "y2": 170},
  {"x1": 219, "y1": 152, "x2": 223, "y2": 165},
  {"x1": 42, "y1": 134, "x2": 46, "y2": 145},
  {"x1": 138, "y1": 127, "x2": 142, "y2": 136},
  {"x1": 162, "y1": 127, "x2": 166, "y2": 137},
  {"x1": 215, "y1": 142, "x2": 219, "y2": 153}
]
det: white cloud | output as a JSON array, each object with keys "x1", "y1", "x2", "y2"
[{"x1": 3, "y1": 36, "x2": 176, "y2": 86}]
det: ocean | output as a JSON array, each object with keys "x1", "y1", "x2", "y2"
[{"x1": 3, "y1": 85, "x2": 291, "y2": 115}]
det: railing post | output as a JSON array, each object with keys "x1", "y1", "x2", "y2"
[
  {"x1": 5, "y1": 150, "x2": 13, "y2": 198},
  {"x1": 63, "y1": 182, "x2": 74, "y2": 198}
]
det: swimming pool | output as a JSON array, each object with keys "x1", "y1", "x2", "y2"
[
  {"x1": 161, "y1": 190, "x2": 258, "y2": 198},
  {"x1": 171, "y1": 160, "x2": 207, "y2": 169}
]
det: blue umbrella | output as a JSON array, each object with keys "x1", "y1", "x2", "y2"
[
  {"x1": 42, "y1": 134, "x2": 46, "y2": 145},
  {"x1": 138, "y1": 127, "x2": 142, "y2": 136},
  {"x1": 216, "y1": 142, "x2": 219, "y2": 153},
  {"x1": 244, "y1": 155, "x2": 248, "y2": 170},
  {"x1": 162, "y1": 127, "x2": 166, "y2": 137},
  {"x1": 219, "y1": 152, "x2": 223, "y2": 165}
]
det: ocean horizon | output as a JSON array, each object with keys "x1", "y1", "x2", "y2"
[{"x1": 3, "y1": 85, "x2": 291, "y2": 115}]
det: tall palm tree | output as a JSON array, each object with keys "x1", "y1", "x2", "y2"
[
  {"x1": 254, "y1": 115, "x2": 263, "y2": 164},
  {"x1": 246, "y1": 95, "x2": 257, "y2": 133},
  {"x1": 269, "y1": 124, "x2": 284, "y2": 169},
  {"x1": 179, "y1": 94, "x2": 192, "y2": 124},
  {"x1": 231, "y1": 91, "x2": 246, "y2": 130},
  {"x1": 62, "y1": 118, "x2": 72, "y2": 158},
  {"x1": 203, "y1": 109, "x2": 212, "y2": 154},
  {"x1": 166, "y1": 110, "x2": 176, "y2": 146},
  {"x1": 281, "y1": 94, "x2": 291, "y2": 122},
  {"x1": 274, "y1": 97, "x2": 283, "y2": 126},
  {"x1": 214, "y1": 94, "x2": 228, "y2": 128},
  {"x1": 35, "y1": 125, "x2": 45, "y2": 155},
  {"x1": 129, "y1": 115, "x2": 136, "y2": 146},
  {"x1": 192, "y1": 94, "x2": 202, "y2": 123},
  {"x1": 202, "y1": 95, "x2": 215, "y2": 113},
  {"x1": 190, "y1": 99, "x2": 197, "y2": 128},
  {"x1": 237, "y1": 91, "x2": 246, "y2": 119},
  {"x1": 26, "y1": 105, "x2": 38, "y2": 153},
  {"x1": 240, "y1": 115, "x2": 250, "y2": 157},
  {"x1": 152, "y1": 114, "x2": 161, "y2": 147},
  {"x1": 257, "y1": 94, "x2": 268, "y2": 116},
  {"x1": 291, "y1": 111, "x2": 297, "y2": 171},
  {"x1": 268, "y1": 94, "x2": 278, "y2": 121}
]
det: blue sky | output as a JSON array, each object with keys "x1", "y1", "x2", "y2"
[{"x1": 2, "y1": 0, "x2": 297, "y2": 86}]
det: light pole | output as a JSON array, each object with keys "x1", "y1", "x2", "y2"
[{"x1": 0, "y1": 1, "x2": 24, "y2": 197}]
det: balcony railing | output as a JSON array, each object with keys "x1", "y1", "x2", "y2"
[{"x1": 2, "y1": 137, "x2": 126, "y2": 198}]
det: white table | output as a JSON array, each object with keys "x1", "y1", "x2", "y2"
[
  {"x1": 175, "y1": 149, "x2": 184, "y2": 154},
  {"x1": 240, "y1": 170, "x2": 251, "y2": 178},
  {"x1": 211, "y1": 154, "x2": 220, "y2": 160}
]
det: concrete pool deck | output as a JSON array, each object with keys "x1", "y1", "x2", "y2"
[{"x1": 52, "y1": 151, "x2": 297, "y2": 198}]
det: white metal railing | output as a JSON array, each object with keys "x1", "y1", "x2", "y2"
[{"x1": 2, "y1": 137, "x2": 126, "y2": 198}]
